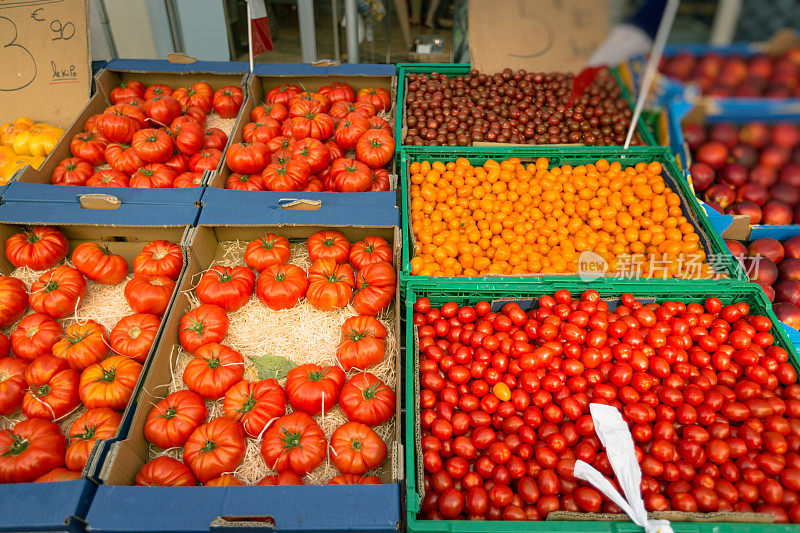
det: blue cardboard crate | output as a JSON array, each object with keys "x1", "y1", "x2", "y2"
[
  {"x1": 11, "y1": 59, "x2": 250, "y2": 207},
  {"x1": 0, "y1": 479, "x2": 96, "y2": 533}
]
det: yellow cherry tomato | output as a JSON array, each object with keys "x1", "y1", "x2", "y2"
[{"x1": 492, "y1": 382, "x2": 511, "y2": 401}]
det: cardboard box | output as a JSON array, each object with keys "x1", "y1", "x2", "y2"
[
  {"x1": 86, "y1": 199, "x2": 402, "y2": 532},
  {"x1": 203, "y1": 63, "x2": 399, "y2": 210},
  {"x1": 0, "y1": 204, "x2": 192, "y2": 532},
  {"x1": 10, "y1": 59, "x2": 250, "y2": 207}
]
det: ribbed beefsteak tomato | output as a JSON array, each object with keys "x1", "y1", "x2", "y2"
[
  {"x1": 0, "y1": 276, "x2": 28, "y2": 328},
  {"x1": 353, "y1": 261, "x2": 396, "y2": 316},
  {"x1": 195, "y1": 265, "x2": 255, "y2": 312},
  {"x1": 328, "y1": 474, "x2": 381, "y2": 484},
  {"x1": 350, "y1": 236, "x2": 392, "y2": 270},
  {"x1": 261, "y1": 411, "x2": 327, "y2": 475},
  {"x1": 339, "y1": 372, "x2": 395, "y2": 426},
  {"x1": 110, "y1": 313, "x2": 160, "y2": 362},
  {"x1": 0, "y1": 419, "x2": 66, "y2": 483},
  {"x1": 245, "y1": 234, "x2": 291, "y2": 272},
  {"x1": 0, "y1": 357, "x2": 28, "y2": 416},
  {"x1": 306, "y1": 259, "x2": 355, "y2": 311},
  {"x1": 285, "y1": 363, "x2": 345, "y2": 416},
  {"x1": 330, "y1": 422, "x2": 387, "y2": 475},
  {"x1": 65, "y1": 407, "x2": 121, "y2": 471},
  {"x1": 133, "y1": 240, "x2": 182, "y2": 279},
  {"x1": 178, "y1": 304, "x2": 229, "y2": 354},
  {"x1": 212, "y1": 86, "x2": 244, "y2": 118},
  {"x1": 182, "y1": 343, "x2": 244, "y2": 400},
  {"x1": 11, "y1": 313, "x2": 63, "y2": 361},
  {"x1": 257, "y1": 470, "x2": 304, "y2": 485},
  {"x1": 22, "y1": 355, "x2": 80, "y2": 420},
  {"x1": 336, "y1": 316, "x2": 387, "y2": 370},
  {"x1": 52, "y1": 320, "x2": 110, "y2": 372},
  {"x1": 125, "y1": 275, "x2": 176, "y2": 316},
  {"x1": 29, "y1": 265, "x2": 87, "y2": 319},
  {"x1": 183, "y1": 417, "x2": 246, "y2": 483},
  {"x1": 223, "y1": 379, "x2": 287, "y2": 437},
  {"x1": 71, "y1": 243, "x2": 128, "y2": 285},
  {"x1": 256, "y1": 264, "x2": 308, "y2": 310},
  {"x1": 51, "y1": 157, "x2": 93, "y2": 186},
  {"x1": 78, "y1": 355, "x2": 142, "y2": 410},
  {"x1": 306, "y1": 230, "x2": 350, "y2": 264},
  {"x1": 144, "y1": 390, "x2": 207, "y2": 450},
  {"x1": 135, "y1": 456, "x2": 196, "y2": 486},
  {"x1": 5, "y1": 225, "x2": 68, "y2": 270}
]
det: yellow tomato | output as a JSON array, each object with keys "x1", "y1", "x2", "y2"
[
  {"x1": 0, "y1": 154, "x2": 44, "y2": 180},
  {"x1": 0, "y1": 117, "x2": 34, "y2": 147},
  {"x1": 11, "y1": 124, "x2": 64, "y2": 157},
  {"x1": 492, "y1": 382, "x2": 511, "y2": 401}
]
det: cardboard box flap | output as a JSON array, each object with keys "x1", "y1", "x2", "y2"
[
  {"x1": 86, "y1": 484, "x2": 401, "y2": 532},
  {"x1": 253, "y1": 63, "x2": 396, "y2": 77},
  {"x1": 0, "y1": 479, "x2": 93, "y2": 531},
  {"x1": 0, "y1": 0, "x2": 90, "y2": 128},
  {"x1": 468, "y1": 0, "x2": 608, "y2": 74},
  {"x1": 3, "y1": 179, "x2": 205, "y2": 207},
  {"x1": 0, "y1": 199, "x2": 199, "y2": 226},
  {"x1": 101, "y1": 58, "x2": 251, "y2": 75}
]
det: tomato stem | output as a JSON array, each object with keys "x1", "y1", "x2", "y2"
[
  {"x1": 237, "y1": 394, "x2": 257, "y2": 414},
  {"x1": 362, "y1": 381, "x2": 383, "y2": 400},
  {"x1": 350, "y1": 438, "x2": 362, "y2": 451},
  {"x1": 279, "y1": 428, "x2": 302, "y2": 450},
  {"x1": 159, "y1": 406, "x2": 177, "y2": 420},
  {"x1": 44, "y1": 280, "x2": 59, "y2": 293},
  {"x1": 200, "y1": 440, "x2": 217, "y2": 453},
  {"x1": 1, "y1": 434, "x2": 30, "y2": 457},
  {"x1": 70, "y1": 423, "x2": 97, "y2": 441},
  {"x1": 29, "y1": 384, "x2": 51, "y2": 397},
  {"x1": 94, "y1": 367, "x2": 117, "y2": 384}
]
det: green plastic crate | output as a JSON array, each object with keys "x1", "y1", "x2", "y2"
[
  {"x1": 404, "y1": 281, "x2": 800, "y2": 533},
  {"x1": 399, "y1": 145, "x2": 746, "y2": 289},
  {"x1": 395, "y1": 63, "x2": 658, "y2": 155}
]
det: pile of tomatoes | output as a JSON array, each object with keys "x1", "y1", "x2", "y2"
[
  {"x1": 133, "y1": 230, "x2": 398, "y2": 486},
  {"x1": 415, "y1": 290, "x2": 800, "y2": 522},
  {"x1": 52, "y1": 80, "x2": 244, "y2": 188},
  {"x1": 224, "y1": 83, "x2": 394, "y2": 192},
  {"x1": 0, "y1": 226, "x2": 183, "y2": 483}
]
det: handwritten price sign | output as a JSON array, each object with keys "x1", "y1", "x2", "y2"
[{"x1": 0, "y1": 0, "x2": 89, "y2": 126}]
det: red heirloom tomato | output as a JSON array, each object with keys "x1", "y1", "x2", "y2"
[
  {"x1": 145, "y1": 83, "x2": 173, "y2": 100},
  {"x1": 124, "y1": 275, "x2": 176, "y2": 315},
  {"x1": 306, "y1": 259, "x2": 355, "y2": 311},
  {"x1": 131, "y1": 128, "x2": 175, "y2": 163},
  {"x1": 326, "y1": 140, "x2": 345, "y2": 160},
  {"x1": 350, "y1": 236, "x2": 392, "y2": 270},
  {"x1": 182, "y1": 343, "x2": 244, "y2": 400},
  {"x1": 183, "y1": 417, "x2": 246, "y2": 483},
  {"x1": 135, "y1": 456, "x2": 196, "y2": 486},
  {"x1": 335, "y1": 113, "x2": 370, "y2": 150},
  {"x1": 51, "y1": 157, "x2": 93, "y2": 186},
  {"x1": 52, "y1": 320, "x2": 109, "y2": 372},
  {"x1": 226, "y1": 172, "x2": 266, "y2": 191},
  {"x1": 205, "y1": 474, "x2": 245, "y2": 486},
  {"x1": 195, "y1": 265, "x2": 255, "y2": 312},
  {"x1": 256, "y1": 264, "x2": 308, "y2": 310},
  {"x1": 0, "y1": 419, "x2": 66, "y2": 483},
  {"x1": 171, "y1": 116, "x2": 205, "y2": 155},
  {"x1": 245, "y1": 234, "x2": 291, "y2": 272},
  {"x1": 105, "y1": 143, "x2": 144, "y2": 174},
  {"x1": 318, "y1": 82, "x2": 355, "y2": 105},
  {"x1": 30, "y1": 265, "x2": 87, "y2": 319},
  {"x1": 133, "y1": 240, "x2": 182, "y2": 279},
  {"x1": 285, "y1": 363, "x2": 346, "y2": 416},
  {"x1": 203, "y1": 127, "x2": 228, "y2": 150},
  {"x1": 179, "y1": 304, "x2": 229, "y2": 353},
  {"x1": 5, "y1": 225, "x2": 68, "y2": 271},
  {"x1": 289, "y1": 109, "x2": 335, "y2": 141},
  {"x1": 261, "y1": 411, "x2": 327, "y2": 475},
  {"x1": 0, "y1": 357, "x2": 28, "y2": 415},
  {"x1": 164, "y1": 152, "x2": 190, "y2": 174},
  {"x1": 182, "y1": 106, "x2": 208, "y2": 127},
  {"x1": 226, "y1": 142, "x2": 269, "y2": 174},
  {"x1": 95, "y1": 105, "x2": 143, "y2": 143},
  {"x1": 130, "y1": 163, "x2": 176, "y2": 188},
  {"x1": 330, "y1": 157, "x2": 372, "y2": 192},
  {"x1": 22, "y1": 355, "x2": 79, "y2": 420},
  {"x1": 243, "y1": 120, "x2": 281, "y2": 145},
  {"x1": 223, "y1": 379, "x2": 287, "y2": 437},
  {"x1": 144, "y1": 389, "x2": 208, "y2": 449},
  {"x1": 86, "y1": 169, "x2": 129, "y2": 187},
  {"x1": 367, "y1": 116, "x2": 392, "y2": 135},
  {"x1": 70, "y1": 132, "x2": 108, "y2": 165},
  {"x1": 262, "y1": 160, "x2": 311, "y2": 191},
  {"x1": 251, "y1": 102, "x2": 289, "y2": 123},
  {"x1": 339, "y1": 372, "x2": 395, "y2": 426},
  {"x1": 266, "y1": 136, "x2": 293, "y2": 153},
  {"x1": 189, "y1": 148, "x2": 223, "y2": 173},
  {"x1": 213, "y1": 86, "x2": 244, "y2": 118},
  {"x1": 355, "y1": 130, "x2": 394, "y2": 169},
  {"x1": 289, "y1": 92, "x2": 330, "y2": 114},
  {"x1": 290, "y1": 137, "x2": 330, "y2": 174},
  {"x1": 328, "y1": 474, "x2": 381, "y2": 484},
  {"x1": 257, "y1": 470, "x2": 304, "y2": 485},
  {"x1": 0, "y1": 276, "x2": 28, "y2": 327},
  {"x1": 266, "y1": 84, "x2": 302, "y2": 106},
  {"x1": 35, "y1": 467, "x2": 81, "y2": 482},
  {"x1": 84, "y1": 114, "x2": 101, "y2": 134},
  {"x1": 307, "y1": 230, "x2": 350, "y2": 264},
  {"x1": 11, "y1": 313, "x2": 63, "y2": 361},
  {"x1": 336, "y1": 316, "x2": 387, "y2": 371},
  {"x1": 65, "y1": 407, "x2": 121, "y2": 471},
  {"x1": 330, "y1": 422, "x2": 387, "y2": 475},
  {"x1": 173, "y1": 171, "x2": 203, "y2": 188},
  {"x1": 72, "y1": 242, "x2": 128, "y2": 285},
  {"x1": 110, "y1": 80, "x2": 146, "y2": 104},
  {"x1": 172, "y1": 82, "x2": 214, "y2": 113},
  {"x1": 79, "y1": 355, "x2": 142, "y2": 410},
  {"x1": 353, "y1": 261, "x2": 396, "y2": 316},
  {"x1": 142, "y1": 95, "x2": 182, "y2": 125},
  {"x1": 356, "y1": 88, "x2": 391, "y2": 113},
  {"x1": 330, "y1": 101, "x2": 376, "y2": 120}
]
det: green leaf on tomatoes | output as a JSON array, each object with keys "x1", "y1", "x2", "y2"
[{"x1": 251, "y1": 354, "x2": 296, "y2": 380}]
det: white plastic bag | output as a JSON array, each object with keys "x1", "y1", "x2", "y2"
[{"x1": 572, "y1": 403, "x2": 673, "y2": 533}]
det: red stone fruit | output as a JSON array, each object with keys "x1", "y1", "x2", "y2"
[
  {"x1": 725, "y1": 240, "x2": 747, "y2": 259},
  {"x1": 743, "y1": 256, "x2": 778, "y2": 285},
  {"x1": 756, "y1": 281, "x2": 776, "y2": 302},
  {"x1": 665, "y1": 53, "x2": 696, "y2": 80},
  {"x1": 705, "y1": 201, "x2": 724, "y2": 214},
  {"x1": 795, "y1": 204, "x2": 800, "y2": 224},
  {"x1": 769, "y1": 183, "x2": 800, "y2": 206},
  {"x1": 750, "y1": 165, "x2": 778, "y2": 187},
  {"x1": 737, "y1": 183, "x2": 769, "y2": 206},
  {"x1": 730, "y1": 144, "x2": 759, "y2": 169},
  {"x1": 772, "y1": 122, "x2": 800, "y2": 149},
  {"x1": 775, "y1": 279, "x2": 800, "y2": 307},
  {"x1": 683, "y1": 123, "x2": 707, "y2": 152},
  {"x1": 705, "y1": 184, "x2": 736, "y2": 209},
  {"x1": 718, "y1": 163, "x2": 749, "y2": 188},
  {"x1": 774, "y1": 301, "x2": 800, "y2": 330},
  {"x1": 779, "y1": 258, "x2": 800, "y2": 281},
  {"x1": 696, "y1": 142, "x2": 730, "y2": 170},
  {"x1": 739, "y1": 121, "x2": 771, "y2": 149},
  {"x1": 762, "y1": 200, "x2": 794, "y2": 225},
  {"x1": 708, "y1": 123, "x2": 739, "y2": 149},
  {"x1": 784, "y1": 236, "x2": 800, "y2": 259},
  {"x1": 761, "y1": 146, "x2": 791, "y2": 169},
  {"x1": 779, "y1": 164, "x2": 800, "y2": 188},
  {"x1": 689, "y1": 162, "x2": 716, "y2": 192},
  {"x1": 748, "y1": 237, "x2": 785, "y2": 264},
  {"x1": 726, "y1": 201, "x2": 762, "y2": 224}
]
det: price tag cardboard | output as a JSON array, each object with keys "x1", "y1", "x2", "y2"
[
  {"x1": 468, "y1": 0, "x2": 608, "y2": 74},
  {"x1": 0, "y1": 0, "x2": 90, "y2": 127}
]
